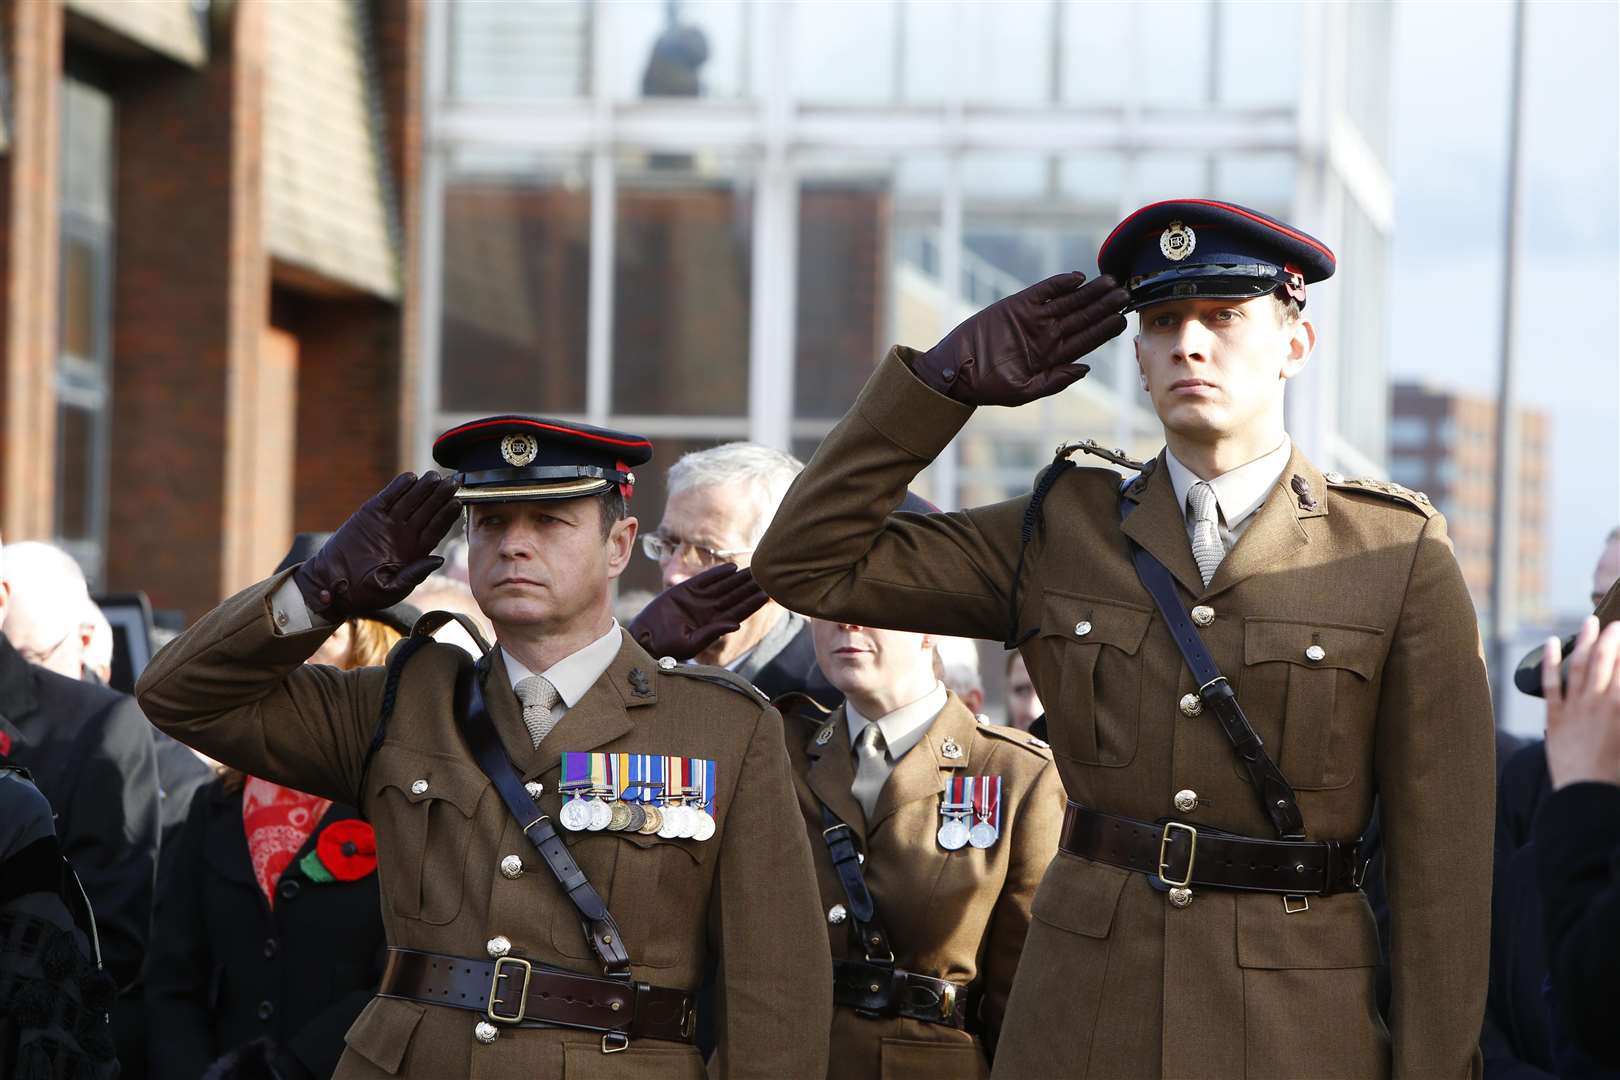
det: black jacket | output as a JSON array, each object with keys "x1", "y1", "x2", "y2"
[
  {"x1": 145, "y1": 777, "x2": 387, "y2": 1079},
  {"x1": 1535, "y1": 781, "x2": 1620, "y2": 1070},
  {"x1": 0, "y1": 635, "x2": 160, "y2": 990},
  {"x1": 740, "y1": 615, "x2": 841, "y2": 708}
]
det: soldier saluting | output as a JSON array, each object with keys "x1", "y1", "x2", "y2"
[
  {"x1": 138, "y1": 418, "x2": 832, "y2": 1079},
  {"x1": 752, "y1": 200, "x2": 1495, "y2": 1079}
]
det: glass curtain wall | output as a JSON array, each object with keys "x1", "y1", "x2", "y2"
[{"x1": 422, "y1": 0, "x2": 1392, "y2": 528}]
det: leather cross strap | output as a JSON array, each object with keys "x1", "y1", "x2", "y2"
[
  {"x1": 1119, "y1": 497, "x2": 1306, "y2": 840},
  {"x1": 819, "y1": 805, "x2": 893, "y2": 965},
  {"x1": 378, "y1": 947, "x2": 694, "y2": 1043},
  {"x1": 1061, "y1": 802, "x2": 1362, "y2": 896},
  {"x1": 831, "y1": 959, "x2": 968, "y2": 1029},
  {"x1": 456, "y1": 664, "x2": 632, "y2": 977}
]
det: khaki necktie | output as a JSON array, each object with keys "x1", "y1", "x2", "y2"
[
  {"x1": 851, "y1": 722, "x2": 889, "y2": 821},
  {"x1": 1187, "y1": 481, "x2": 1225, "y2": 588},
  {"x1": 514, "y1": 674, "x2": 562, "y2": 748}
]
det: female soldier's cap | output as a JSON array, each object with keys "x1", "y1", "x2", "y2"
[
  {"x1": 432, "y1": 415, "x2": 654, "y2": 504},
  {"x1": 1097, "y1": 199, "x2": 1336, "y2": 314}
]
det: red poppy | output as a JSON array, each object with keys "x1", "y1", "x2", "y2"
[
  {"x1": 313, "y1": 819, "x2": 377, "y2": 881},
  {"x1": 0, "y1": 731, "x2": 11, "y2": 757}
]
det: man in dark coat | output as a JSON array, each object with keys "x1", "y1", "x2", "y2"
[{"x1": 0, "y1": 543, "x2": 161, "y2": 1073}]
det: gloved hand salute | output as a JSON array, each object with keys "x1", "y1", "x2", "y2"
[
  {"x1": 628, "y1": 563, "x2": 769, "y2": 662},
  {"x1": 912, "y1": 271, "x2": 1129, "y2": 406},
  {"x1": 293, "y1": 471, "x2": 461, "y2": 621}
]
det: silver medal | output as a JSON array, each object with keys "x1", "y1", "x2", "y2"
[
  {"x1": 559, "y1": 796, "x2": 592, "y2": 831},
  {"x1": 937, "y1": 817, "x2": 970, "y2": 851},
  {"x1": 968, "y1": 821, "x2": 998, "y2": 849},
  {"x1": 691, "y1": 809, "x2": 716, "y2": 842},
  {"x1": 657, "y1": 804, "x2": 684, "y2": 839},
  {"x1": 586, "y1": 797, "x2": 612, "y2": 831}
]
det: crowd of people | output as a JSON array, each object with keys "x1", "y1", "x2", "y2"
[{"x1": 2, "y1": 196, "x2": 1619, "y2": 1080}]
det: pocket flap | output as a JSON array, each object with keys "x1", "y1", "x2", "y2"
[
  {"x1": 1243, "y1": 619, "x2": 1384, "y2": 679},
  {"x1": 1031, "y1": 852, "x2": 1130, "y2": 938},
  {"x1": 344, "y1": 996, "x2": 425, "y2": 1074},
  {"x1": 1234, "y1": 892, "x2": 1380, "y2": 969},
  {"x1": 562, "y1": 825, "x2": 703, "y2": 864},
  {"x1": 370, "y1": 747, "x2": 488, "y2": 818},
  {"x1": 1039, "y1": 591, "x2": 1153, "y2": 655},
  {"x1": 880, "y1": 1037, "x2": 988, "y2": 1080}
]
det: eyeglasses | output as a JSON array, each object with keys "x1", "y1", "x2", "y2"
[{"x1": 640, "y1": 532, "x2": 752, "y2": 570}]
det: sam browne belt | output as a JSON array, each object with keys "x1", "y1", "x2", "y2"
[
  {"x1": 1060, "y1": 802, "x2": 1364, "y2": 896},
  {"x1": 377, "y1": 947, "x2": 695, "y2": 1047}
]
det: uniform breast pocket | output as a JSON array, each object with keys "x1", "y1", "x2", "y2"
[
  {"x1": 368, "y1": 747, "x2": 489, "y2": 924},
  {"x1": 1242, "y1": 619, "x2": 1386, "y2": 790},
  {"x1": 1036, "y1": 591, "x2": 1152, "y2": 767},
  {"x1": 549, "y1": 830, "x2": 704, "y2": 969}
]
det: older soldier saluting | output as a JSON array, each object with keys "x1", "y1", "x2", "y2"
[
  {"x1": 752, "y1": 200, "x2": 1494, "y2": 1079},
  {"x1": 138, "y1": 417, "x2": 831, "y2": 1080},
  {"x1": 779, "y1": 614, "x2": 1060, "y2": 1080}
]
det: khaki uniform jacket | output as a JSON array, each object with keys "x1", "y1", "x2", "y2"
[
  {"x1": 752, "y1": 350, "x2": 1495, "y2": 1080},
  {"x1": 135, "y1": 573, "x2": 833, "y2": 1080},
  {"x1": 782, "y1": 693, "x2": 1062, "y2": 1080}
]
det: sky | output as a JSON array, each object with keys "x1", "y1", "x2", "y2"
[{"x1": 1388, "y1": 0, "x2": 1620, "y2": 622}]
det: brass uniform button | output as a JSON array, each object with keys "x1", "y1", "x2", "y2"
[
  {"x1": 1190, "y1": 605, "x2": 1215, "y2": 627},
  {"x1": 500, "y1": 855, "x2": 524, "y2": 879},
  {"x1": 1168, "y1": 887, "x2": 1193, "y2": 909},
  {"x1": 1174, "y1": 789, "x2": 1199, "y2": 813},
  {"x1": 474, "y1": 1020, "x2": 499, "y2": 1044},
  {"x1": 410, "y1": 779, "x2": 429, "y2": 795},
  {"x1": 1074, "y1": 620, "x2": 1093, "y2": 637},
  {"x1": 827, "y1": 904, "x2": 848, "y2": 925},
  {"x1": 1305, "y1": 644, "x2": 1326, "y2": 662},
  {"x1": 1179, "y1": 693, "x2": 1203, "y2": 717},
  {"x1": 486, "y1": 936, "x2": 511, "y2": 958},
  {"x1": 658, "y1": 656, "x2": 677, "y2": 671}
]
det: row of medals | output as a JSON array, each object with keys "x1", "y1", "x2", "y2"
[
  {"x1": 937, "y1": 800, "x2": 997, "y2": 851},
  {"x1": 559, "y1": 789, "x2": 716, "y2": 842}
]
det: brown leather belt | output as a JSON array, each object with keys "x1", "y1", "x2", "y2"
[
  {"x1": 1059, "y1": 802, "x2": 1364, "y2": 896},
  {"x1": 377, "y1": 947, "x2": 695, "y2": 1047},
  {"x1": 832, "y1": 959, "x2": 969, "y2": 1029}
]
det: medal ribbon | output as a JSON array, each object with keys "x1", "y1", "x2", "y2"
[
  {"x1": 561, "y1": 752, "x2": 590, "y2": 791},
  {"x1": 988, "y1": 775, "x2": 1002, "y2": 830},
  {"x1": 973, "y1": 775, "x2": 988, "y2": 822},
  {"x1": 589, "y1": 752, "x2": 608, "y2": 794}
]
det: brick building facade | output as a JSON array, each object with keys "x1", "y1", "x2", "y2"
[{"x1": 0, "y1": 0, "x2": 422, "y2": 622}]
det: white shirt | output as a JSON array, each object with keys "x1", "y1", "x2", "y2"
[
  {"x1": 845, "y1": 680, "x2": 949, "y2": 784},
  {"x1": 1164, "y1": 437, "x2": 1293, "y2": 554},
  {"x1": 499, "y1": 621, "x2": 622, "y2": 727}
]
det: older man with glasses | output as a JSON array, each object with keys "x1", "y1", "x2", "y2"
[{"x1": 630, "y1": 443, "x2": 841, "y2": 707}]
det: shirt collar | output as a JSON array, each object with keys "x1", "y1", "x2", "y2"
[
  {"x1": 1165, "y1": 436, "x2": 1292, "y2": 530},
  {"x1": 501, "y1": 620, "x2": 623, "y2": 708},
  {"x1": 845, "y1": 681, "x2": 948, "y2": 762}
]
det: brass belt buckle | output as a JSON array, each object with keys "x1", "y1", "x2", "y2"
[
  {"x1": 487, "y1": 956, "x2": 532, "y2": 1024},
  {"x1": 1158, "y1": 821, "x2": 1198, "y2": 888},
  {"x1": 939, "y1": 981, "x2": 958, "y2": 1021}
]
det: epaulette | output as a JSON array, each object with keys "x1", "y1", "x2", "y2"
[
  {"x1": 1323, "y1": 472, "x2": 1436, "y2": 518},
  {"x1": 772, "y1": 690, "x2": 832, "y2": 723},
  {"x1": 976, "y1": 722, "x2": 1054, "y2": 760},
  {"x1": 654, "y1": 657, "x2": 770, "y2": 705}
]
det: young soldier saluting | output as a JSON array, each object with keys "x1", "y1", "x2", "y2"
[
  {"x1": 779, "y1": 613, "x2": 1061, "y2": 1080},
  {"x1": 752, "y1": 200, "x2": 1494, "y2": 1079},
  {"x1": 138, "y1": 418, "x2": 831, "y2": 1079}
]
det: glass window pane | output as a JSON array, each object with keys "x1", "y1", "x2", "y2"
[
  {"x1": 1059, "y1": 1, "x2": 1131, "y2": 106},
  {"x1": 1216, "y1": 1, "x2": 1304, "y2": 106},
  {"x1": 60, "y1": 76, "x2": 114, "y2": 223},
  {"x1": 619, "y1": 435, "x2": 732, "y2": 596},
  {"x1": 792, "y1": 1, "x2": 898, "y2": 105},
  {"x1": 1136, "y1": 152, "x2": 1213, "y2": 204},
  {"x1": 795, "y1": 176, "x2": 892, "y2": 419},
  {"x1": 1214, "y1": 153, "x2": 1296, "y2": 217},
  {"x1": 61, "y1": 236, "x2": 96, "y2": 362},
  {"x1": 898, "y1": 3, "x2": 953, "y2": 103},
  {"x1": 57, "y1": 405, "x2": 95, "y2": 541},
  {"x1": 1135, "y1": 2, "x2": 1213, "y2": 107},
  {"x1": 959, "y1": 1, "x2": 1056, "y2": 106},
  {"x1": 439, "y1": 152, "x2": 590, "y2": 415},
  {"x1": 613, "y1": 157, "x2": 753, "y2": 416},
  {"x1": 449, "y1": 0, "x2": 591, "y2": 101},
  {"x1": 604, "y1": 1, "x2": 751, "y2": 102}
]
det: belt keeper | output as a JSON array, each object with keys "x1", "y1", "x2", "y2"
[
  {"x1": 1283, "y1": 894, "x2": 1310, "y2": 914},
  {"x1": 602, "y1": 1031, "x2": 629, "y2": 1054}
]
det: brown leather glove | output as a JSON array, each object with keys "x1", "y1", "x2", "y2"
[
  {"x1": 628, "y1": 563, "x2": 769, "y2": 662},
  {"x1": 911, "y1": 271, "x2": 1129, "y2": 406},
  {"x1": 293, "y1": 471, "x2": 461, "y2": 622}
]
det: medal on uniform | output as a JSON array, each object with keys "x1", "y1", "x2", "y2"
[
  {"x1": 937, "y1": 776, "x2": 972, "y2": 851},
  {"x1": 968, "y1": 774, "x2": 1002, "y2": 849},
  {"x1": 558, "y1": 752, "x2": 594, "y2": 831},
  {"x1": 584, "y1": 753, "x2": 612, "y2": 831},
  {"x1": 689, "y1": 757, "x2": 717, "y2": 841}
]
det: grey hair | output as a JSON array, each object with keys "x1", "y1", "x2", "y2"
[
  {"x1": 666, "y1": 443, "x2": 804, "y2": 547},
  {"x1": 933, "y1": 636, "x2": 984, "y2": 698},
  {"x1": 0, "y1": 542, "x2": 91, "y2": 654}
]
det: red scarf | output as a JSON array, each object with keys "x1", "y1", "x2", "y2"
[{"x1": 242, "y1": 777, "x2": 331, "y2": 908}]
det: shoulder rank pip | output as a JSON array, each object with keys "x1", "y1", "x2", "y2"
[{"x1": 1323, "y1": 472, "x2": 1436, "y2": 518}]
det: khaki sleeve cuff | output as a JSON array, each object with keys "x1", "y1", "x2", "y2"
[{"x1": 853, "y1": 346, "x2": 976, "y2": 460}]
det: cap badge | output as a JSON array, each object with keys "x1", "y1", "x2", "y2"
[
  {"x1": 500, "y1": 433, "x2": 538, "y2": 467},
  {"x1": 1160, "y1": 220, "x2": 1196, "y2": 262}
]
